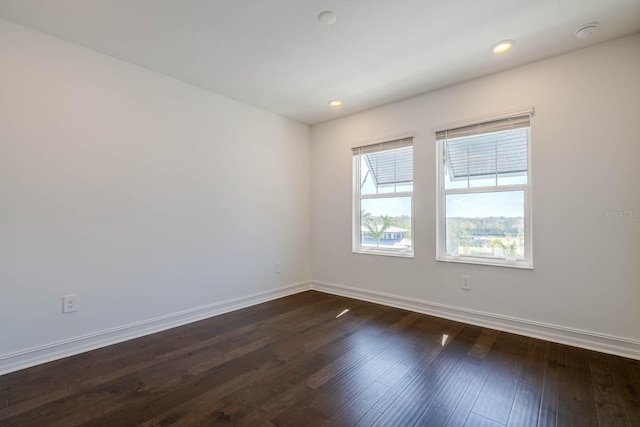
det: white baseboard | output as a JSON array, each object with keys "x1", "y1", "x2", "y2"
[
  {"x1": 311, "y1": 281, "x2": 640, "y2": 361},
  {"x1": 2, "y1": 279, "x2": 637, "y2": 376},
  {"x1": 0, "y1": 281, "x2": 312, "y2": 376}
]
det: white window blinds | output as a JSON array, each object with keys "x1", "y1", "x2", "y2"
[
  {"x1": 352, "y1": 138, "x2": 413, "y2": 189},
  {"x1": 436, "y1": 113, "x2": 530, "y2": 182}
]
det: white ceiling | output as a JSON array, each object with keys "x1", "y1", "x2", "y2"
[{"x1": 1, "y1": 1, "x2": 639, "y2": 125}]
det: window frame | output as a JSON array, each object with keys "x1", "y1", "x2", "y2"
[
  {"x1": 352, "y1": 135, "x2": 415, "y2": 258},
  {"x1": 435, "y1": 109, "x2": 534, "y2": 269}
]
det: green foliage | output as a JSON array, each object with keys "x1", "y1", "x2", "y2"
[
  {"x1": 490, "y1": 238, "x2": 519, "y2": 256},
  {"x1": 448, "y1": 216, "x2": 523, "y2": 237},
  {"x1": 361, "y1": 210, "x2": 398, "y2": 247},
  {"x1": 447, "y1": 216, "x2": 524, "y2": 258}
]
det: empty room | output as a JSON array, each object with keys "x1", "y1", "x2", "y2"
[{"x1": 1, "y1": 1, "x2": 639, "y2": 426}]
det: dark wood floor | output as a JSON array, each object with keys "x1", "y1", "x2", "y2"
[{"x1": 1, "y1": 291, "x2": 639, "y2": 426}]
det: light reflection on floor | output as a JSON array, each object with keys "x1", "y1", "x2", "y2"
[{"x1": 336, "y1": 308, "x2": 350, "y2": 318}]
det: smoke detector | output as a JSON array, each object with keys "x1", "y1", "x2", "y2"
[{"x1": 575, "y1": 22, "x2": 599, "y2": 39}]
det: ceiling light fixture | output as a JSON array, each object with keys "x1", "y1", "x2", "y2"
[
  {"x1": 575, "y1": 22, "x2": 599, "y2": 39},
  {"x1": 491, "y1": 40, "x2": 515, "y2": 54},
  {"x1": 318, "y1": 11, "x2": 337, "y2": 25},
  {"x1": 329, "y1": 100, "x2": 342, "y2": 108}
]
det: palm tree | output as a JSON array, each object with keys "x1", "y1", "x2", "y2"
[
  {"x1": 362, "y1": 211, "x2": 396, "y2": 247},
  {"x1": 380, "y1": 215, "x2": 396, "y2": 230},
  {"x1": 361, "y1": 209, "x2": 373, "y2": 227},
  {"x1": 491, "y1": 238, "x2": 518, "y2": 257}
]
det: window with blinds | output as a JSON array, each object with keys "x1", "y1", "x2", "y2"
[
  {"x1": 436, "y1": 109, "x2": 533, "y2": 268},
  {"x1": 437, "y1": 115, "x2": 529, "y2": 188},
  {"x1": 353, "y1": 136, "x2": 414, "y2": 257}
]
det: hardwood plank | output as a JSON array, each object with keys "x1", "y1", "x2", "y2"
[
  {"x1": 555, "y1": 345, "x2": 599, "y2": 427},
  {"x1": 305, "y1": 349, "x2": 365, "y2": 390},
  {"x1": 507, "y1": 380, "x2": 541, "y2": 427},
  {"x1": 445, "y1": 331, "x2": 504, "y2": 427},
  {"x1": 138, "y1": 393, "x2": 224, "y2": 427},
  {"x1": 269, "y1": 299, "x2": 381, "y2": 357},
  {"x1": 85, "y1": 347, "x2": 283, "y2": 426},
  {"x1": 236, "y1": 304, "x2": 409, "y2": 425},
  {"x1": 0, "y1": 374, "x2": 145, "y2": 427},
  {"x1": 619, "y1": 357, "x2": 640, "y2": 426},
  {"x1": 355, "y1": 408, "x2": 383, "y2": 427},
  {"x1": 372, "y1": 317, "x2": 464, "y2": 415},
  {"x1": 272, "y1": 313, "x2": 409, "y2": 424},
  {"x1": 537, "y1": 342, "x2": 559, "y2": 427},
  {"x1": 415, "y1": 355, "x2": 482, "y2": 426},
  {"x1": 216, "y1": 351, "x2": 331, "y2": 423},
  {"x1": 0, "y1": 370, "x2": 25, "y2": 409},
  {"x1": 301, "y1": 305, "x2": 391, "y2": 353},
  {"x1": 372, "y1": 325, "x2": 483, "y2": 426},
  {"x1": 330, "y1": 380, "x2": 390, "y2": 426},
  {"x1": 521, "y1": 337, "x2": 548, "y2": 387},
  {"x1": 375, "y1": 359, "x2": 414, "y2": 388},
  {"x1": 386, "y1": 311, "x2": 423, "y2": 333},
  {"x1": 464, "y1": 412, "x2": 505, "y2": 427},
  {"x1": 467, "y1": 328, "x2": 499, "y2": 359},
  {"x1": 471, "y1": 334, "x2": 523, "y2": 425},
  {"x1": 589, "y1": 353, "x2": 631, "y2": 427},
  {"x1": 623, "y1": 357, "x2": 640, "y2": 398},
  {"x1": 238, "y1": 345, "x2": 373, "y2": 424},
  {"x1": 2, "y1": 354, "x2": 126, "y2": 408}
]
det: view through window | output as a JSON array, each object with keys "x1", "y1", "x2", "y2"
[
  {"x1": 353, "y1": 137, "x2": 413, "y2": 256},
  {"x1": 436, "y1": 111, "x2": 533, "y2": 268}
]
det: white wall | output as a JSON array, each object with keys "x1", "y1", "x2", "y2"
[
  {"x1": 311, "y1": 34, "x2": 640, "y2": 357},
  {"x1": 0, "y1": 18, "x2": 311, "y2": 368}
]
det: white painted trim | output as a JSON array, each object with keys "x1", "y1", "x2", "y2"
[
  {"x1": 433, "y1": 106, "x2": 534, "y2": 133},
  {"x1": 350, "y1": 131, "x2": 415, "y2": 150},
  {"x1": 435, "y1": 127, "x2": 533, "y2": 270},
  {"x1": 311, "y1": 281, "x2": 640, "y2": 361},
  {"x1": 352, "y1": 136, "x2": 415, "y2": 258},
  {"x1": 3, "y1": 278, "x2": 637, "y2": 376},
  {"x1": 352, "y1": 249, "x2": 414, "y2": 258},
  {"x1": 0, "y1": 281, "x2": 312, "y2": 376}
]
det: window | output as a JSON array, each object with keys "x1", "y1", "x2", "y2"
[
  {"x1": 436, "y1": 109, "x2": 533, "y2": 268},
  {"x1": 353, "y1": 136, "x2": 413, "y2": 257}
]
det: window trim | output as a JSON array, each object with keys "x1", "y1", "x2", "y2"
[
  {"x1": 435, "y1": 110, "x2": 534, "y2": 269},
  {"x1": 352, "y1": 134, "x2": 415, "y2": 258}
]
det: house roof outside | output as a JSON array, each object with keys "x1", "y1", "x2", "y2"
[
  {"x1": 365, "y1": 147, "x2": 413, "y2": 188},
  {"x1": 361, "y1": 226, "x2": 408, "y2": 234},
  {"x1": 445, "y1": 128, "x2": 528, "y2": 181}
]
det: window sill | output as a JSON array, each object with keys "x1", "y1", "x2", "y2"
[
  {"x1": 437, "y1": 255, "x2": 533, "y2": 269},
  {"x1": 353, "y1": 248, "x2": 414, "y2": 259}
]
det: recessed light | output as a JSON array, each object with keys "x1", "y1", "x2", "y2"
[
  {"x1": 491, "y1": 40, "x2": 515, "y2": 54},
  {"x1": 329, "y1": 100, "x2": 342, "y2": 108},
  {"x1": 318, "y1": 11, "x2": 337, "y2": 25},
  {"x1": 575, "y1": 22, "x2": 599, "y2": 39}
]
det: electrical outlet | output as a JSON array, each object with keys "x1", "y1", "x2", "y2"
[
  {"x1": 275, "y1": 263, "x2": 282, "y2": 274},
  {"x1": 461, "y1": 276, "x2": 471, "y2": 290},
  {"x1": 63, "y1": 294, "x2": 79, "y2": 313}
]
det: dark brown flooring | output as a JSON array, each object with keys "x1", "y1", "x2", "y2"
[{"x1": 1, "y1": 291, "x2": 639, "y2": 426}]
